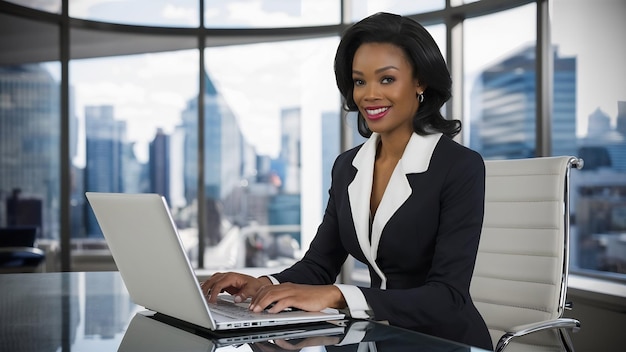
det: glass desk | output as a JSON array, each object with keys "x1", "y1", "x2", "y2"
[{"x1": 0, "y1": 271, "x2": 489, "y2": 351}]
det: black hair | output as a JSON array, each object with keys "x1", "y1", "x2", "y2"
[{"x1": 334, "y1": 12, "x2": 461, "y2": 138}]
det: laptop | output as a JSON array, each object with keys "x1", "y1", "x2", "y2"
[{"x1": 85, "y1": 192, "x2": 345, "y2": 332}]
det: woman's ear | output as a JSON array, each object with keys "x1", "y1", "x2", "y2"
[
  {"x1": 416, "y1": 83, "x2": 427, "y2": 103},
  {"x1": 415, "y1": 81, "x2": 426, "y2": 95}
]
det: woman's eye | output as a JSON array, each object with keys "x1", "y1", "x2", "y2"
[
  {"x1": 381, "y1": 77, "x2": 395, "y2": 84},
  {"x1": 353, "y1": 79, "x2": 364, "y2": 86}
]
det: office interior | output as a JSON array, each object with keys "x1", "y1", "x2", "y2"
[{"x1": 0, "y1": 0, "x2": 624, "y2": 350}]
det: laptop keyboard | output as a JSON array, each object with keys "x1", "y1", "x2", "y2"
[{"x1": 209, "y1": 299, "x2": 264, "y2": 319}]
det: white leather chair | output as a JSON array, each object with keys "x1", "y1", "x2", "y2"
[{"x1": 470, "y1": 156, "x2": 583, "y2": 352}]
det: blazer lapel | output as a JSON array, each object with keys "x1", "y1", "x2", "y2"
[
  {"x1": 348, "y1": 133, "x2": 442, "y2": 289},
  {"x1": 348, "y1": 135, "x2": 378, "y2": 272}
]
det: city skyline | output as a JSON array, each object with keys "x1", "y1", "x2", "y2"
[{"x1": 2, "y1": 36, "x2": 625, "y2": 274}]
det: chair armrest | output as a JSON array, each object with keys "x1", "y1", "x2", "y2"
[
  {"x1": 496, "y1": 318, "x2": 581, "y2": 352},
  {"x1": 508, "y1": 318, "x2": 581, "y2": 336}
]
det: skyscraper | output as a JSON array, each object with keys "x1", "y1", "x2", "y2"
[
  {"x1": 279, "y1": 107, "x2": 301, "y2": 195},
  {"x1": 321, "y1": 111, "x2": 340, "y2": 212},
  {"x1": 149, "y1": 128, "x2": 170, "y2": 200},
  {"x1": 0, "y1": 64, "x2": 61, "y2": 238},
  {"x1": 84, "y1": 105, "x2": 126, "y2": 236},
  {"x1": 267, "y1": 107, "x2": 302, "y2": 243},
  {"x1": 180, "y1": 73, "x2": 243, "y2": 203},
  {"x1": 180, "y1": 73, "x2": 245, "y2": 244},
  {"x1": 470, "y1": 45, "x2": 577, "y2": 159}
]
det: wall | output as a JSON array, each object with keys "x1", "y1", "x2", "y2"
[{"x1": 564, "y1": 276, "x2": 626, "y2": 351}]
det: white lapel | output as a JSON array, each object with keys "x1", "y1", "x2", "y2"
[
  {"x1": 348, "y1": 134, "x2": 378, "y2": 280},
  {"x1": 348, "y1": 132, "x2": 442, "y2": 289}
]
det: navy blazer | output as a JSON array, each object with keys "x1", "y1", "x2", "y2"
[{"x1": 273, "y1": 133, "x2": 492, "y2": 351}]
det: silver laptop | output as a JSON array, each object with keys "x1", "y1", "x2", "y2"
[{"x1": 85, "y1": 192, "x2": 344, "y2": 331}]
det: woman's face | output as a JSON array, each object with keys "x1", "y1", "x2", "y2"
[{"x1": 351, "y1": 42, "x2": 422, "y2": 137}]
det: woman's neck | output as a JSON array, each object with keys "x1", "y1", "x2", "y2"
[{"x1": 376, "y1": 130, "x2": 413, "y2": 161}]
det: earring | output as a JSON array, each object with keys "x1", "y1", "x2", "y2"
[{"x1": 417, "y1": 92, "x2": 424, "y2": 103}]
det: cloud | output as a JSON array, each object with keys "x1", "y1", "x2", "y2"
[
  {"x1": 161, "y1": 4, "x2": 197, "y2": 24},
  {"x1": 68, "y1": 0, "x2": 125, "y2": 18}
]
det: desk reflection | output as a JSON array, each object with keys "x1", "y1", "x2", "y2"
[
  {"x1": 0, "y1": 272, "x2": 135, "y2": 352},
  {"x1": 119, "y1": 311, "x2": 472, "y2": 352},
  {"x1": 0, "y1": 272, "x2": 569, "y2": 351}
]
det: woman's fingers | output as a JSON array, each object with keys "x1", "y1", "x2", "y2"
[
  {"x1": 249, "y1": 283, "x2": 334, "y2": 313},
  {"x1": 201, "y1": 276, "x2": 346, "y2": 313},
  {"x1": 200, "y1": 272, "x2": 247, "y2": 302},
  {"x1": 200, "y1": 272, "x2": 269, "y2": 303}
]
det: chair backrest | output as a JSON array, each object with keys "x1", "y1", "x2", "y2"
[
  {"x1": 470, "y1": 156, "x2": 582, "y2": 347},
  {"x1": 0, "y1": 226, "x2": 39, "y2": 247}
]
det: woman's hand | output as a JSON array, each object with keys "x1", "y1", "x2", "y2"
[
  {"x1": 249, "y1": 283, "x2": 347, "y2": 313},
  {"x1": 200, "y1": 272, "x2": 271, "y2": 303}
]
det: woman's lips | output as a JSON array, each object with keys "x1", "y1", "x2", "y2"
[{"x1": 365, "y1": 106, "x2": 390, "y2": 120}]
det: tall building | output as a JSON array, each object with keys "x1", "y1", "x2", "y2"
[
  {"x1": 149, "y1": 128, "x2": 170, "y2": 200},
  {"x1": 470, "y1": 45, "x2": 577, "y2": 159},
  {"x1": 169, "y1": 125, "x2": 186, "y2": 209},
  {"x1": 321, "y1": 111, "x2": 340, "y2": 212},
  {"x1": 569, "y1": 104, "x2": 626, "y2": 272},
  {"x1": 578, "y1": 104, "x2": 626, "y2": 172},
  {"x1": 181, "y1": 73, "x2": 243, "y2": 203},
  {"x1": 84, "y1": 105, "x2": 126, "y2": 236},
  {"x1": 279, "y1": 107, "x2": 301, "y2": 194},
  {"x1": 180, "y1": 73, "x2": 245, "y2": 244},
  {"x1": 268, "y1": 107, "x2": 302, "y2": 242},
  {"x1": 0, "y1": 64, "x2": 63, "y2": 238},
  {"x1": 321, "y1": 111, "x2": 365, "y2": 214}
]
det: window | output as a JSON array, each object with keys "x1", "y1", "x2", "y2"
[
  {"x1": 0, "y1": 12, "x2": 60, "y2": 263},
  {"x1": 70, "y1": 50, "x2": 199, "y2": 266},
  {"x1": 552, "y1": 0, "x2": 626, "y2": 281},
  {"x1": 204, "y1": 37, "x2": 339, "y2": 268},
  {"x1": 465, "y1": 4, "x2": 537, "y2": 157},
  {"x1": 0, "y1": 62, "x2": 61, "y2": 240}
]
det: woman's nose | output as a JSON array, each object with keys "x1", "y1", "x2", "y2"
[{"x1": 364, "y1": 84, "x2": 380, "y2": 100}]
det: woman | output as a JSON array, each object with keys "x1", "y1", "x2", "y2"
[{"x1": 202, "y1": 12, "x2": 492, "y2": 350}]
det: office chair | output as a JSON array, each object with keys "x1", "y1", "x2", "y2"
[
  {"x1": 0, "y1": 226, "x2": 45, "y2": 273},
  {"x1": 470, "y1": 156, "x2": 583, "y2": 352}
]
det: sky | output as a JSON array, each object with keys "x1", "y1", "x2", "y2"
[{"x1": 551, "y1": 0, "x2": 626, "y2": 136}]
